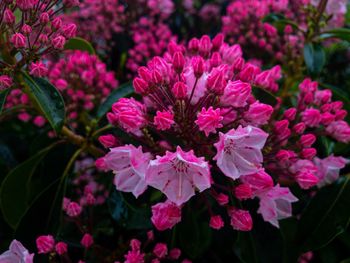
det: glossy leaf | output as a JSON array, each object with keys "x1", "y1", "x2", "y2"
[
  {"x1": 303, "y1": 43, "x2": 326, "y2": 76},
  {"x1": 0, "y1": 144, "x2": 57, "y2": 229},
  {"x1": 64, "y1": 37, "x2": 96, "y2": 55},
  {"x1": 97, "y1": 82, "x2": 134, "y2": 118},
  {"x1": 108, "y1": 190, "x2": 128, "y2": 222},
  {"x1": 23, "y1": 73, "x2": 65, "y2": 133},
  {"x1": 319, "y1": 28, "x2": 350, "y2": 42},
  {"x1": 234, "y1": 232, "x2": 258, "y2": 263},
  {"x1": 0, "y1": 89, "x2": 9, "y2": 115},
  {"x1": 297, "y1": 176, "x2": 350, "y2": 251}
]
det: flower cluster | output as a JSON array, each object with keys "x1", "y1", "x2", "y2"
[
  {"x1": 126, "y1": 17, "x2": 177, "y2": 76},
  {"x1": 97, "y1": 34, "x2": 307, "y2": 230},
  {"x1": 0, "y1": 0, "x2": 79, "y2": 85},
  {"x1": 63, "y1": 0, "x2": 126, "y2": 52},
  {"x1": 221, "y1": 0, "x2": 307, "y2": 62}
]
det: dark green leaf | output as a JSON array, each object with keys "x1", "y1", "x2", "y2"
[
  {"x1": 252, "y1": 86, "x2": 278, "y2": 106},
  {"x1": 234, "y1": 232, "x2": 258, "y2": 263},
  {"x1": 297, "y1": 176, "x2": 350, "y2": 251},
  {"x1": 23, "y1": 73, "x2": 65, "y2": 133},
  {"x1": 303, "y1": 43, "x2": 326, "y2": 76},
  {"x1": 280, "y1": 218, "x2": 299, "y2": 263},
  {"x1": 108, "y1": 190, "x2": 128, "y2": 222},
  {"x1": 319, "y1": 28, "x2": 350, "y2": 42},
  {"x1": 0, "y1": 144, "x2": 57, "y2": 228},
  {"x1": 64, "y1": 37, "x2": 96, "y2": 55},
  {"x1": 97, "y1": 82, "x2": 134, "y2": 118},
  {"x1": 0, "y1": 89, "x2": 9, "y2": 115},
  {"x1": 262, "y1": 13, "x2": 286, "y2": 23}
]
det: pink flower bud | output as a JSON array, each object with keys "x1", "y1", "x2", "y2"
[
  {"x1": 221, "y1": 80, "x2": 251, "y2": 107},
  {"x1": 36, "y1": 235, "x2": 55, "y2": 254},
  {"x1": 234, "y1": 184, "x2": 253, "y2": 200},
  {"x1": 195, "y1": 107, "x2": 223, "y2": 136},
  {"x1": 130, "y1": 239, "x2": 141, "y2": 251},
  {"x1": 300, "y1": 148, "x2": 317, "y2": 160},
  {"x1": 214, "y1": 192, "x2": 229, "y2": 206},
  {"x1": 86, "y1": 193, "x2": 96, "y2": 205},
  {"x1": 151, "y1": 70, "x2": 163, "y2": 85},
  {"x1": 52, "y1": 36, "x2": 66, "y2": 49},
  {"x1": 33, "y1": 116, "x2": 46, "y2": 127},
  {"x1": 0, "y1": 75, "x2": 13, "y2": 90},
  {"x1": 55, "y1": 242, "x2": 68, "y2": 255},
  {"x1": 331, "y1": 101, "x2": 343, "y2": 111},
  {"x1": 302, "y1": 108, "x2": 321, "y2": 127},
  {"x1": 335, "y1": 109, "x2": 347, "y2": 120},
  {"x1": 173, "y1": 52, "x2": 185, "y2": 73},
  {"x1": 138, "y1": 66, "x2": 152, "y2": 82},
  {"x1": 98, "y1": 134, "x2": 117, "y2": 148},
  {"x1": 66, "y1": 201, "x2": 82, "y2": 217},
  {"x1": 147, "y1": 230, "x2": 154, "y2": 241},
  {"x1": 29, "y1": 61, "x2": 48, "y2": 77},
  {"x1": 212, "y1": 33, "x2": 224, "y2": 51},
  {"x1": 320, "y1": 103, "x2": 332, "y2": 112},
  {"x1": 300, "y1": 134, "x2": 316, "y2": 148},
  {"x1": 38, "y1": 34, "x2": 49, "y2": 44},
  {"x1": 314, "y1": 89, "x2": 332, "y2": 104},
  {"x1": 133, "y1": 77, "x2": 149, "y2": 94},
  {"x1": 276, "y1": 150, "x2": 296, "y2": 162},
  {"x1": 209, "y1": 215, "x2": 224, "y2": 230},
  {"x1": 207, "y1": 67, "x2": 226, "y2": 94},
  {"x1": 232, "y1": 57, "x2": 245, "y2": 72},
  {"x1": 172, "y1": 82, "x2": 187, "y2": 99},
  {"x1": 169, "y1": 248, "x2": 181, "y2": 260},
  {"x1": 17, "y1": 0, "x2": 35, "y2": 10},
  {"x1": 283, "y1": 108, "x2": 297, "y2": 121},
  {"x1": 80, "y1": 234, "x2": 94, "y2": 248},
  {"x1": 199, "y1": 35, "x2": 212, "y2": 56},
  {"x1": 274, "y1": 120, "x2": 289, "y2": 134},
  {"x1": 241, "y1": 170, "x2": 273, "y2": 194},
  {"x1": 293, "y1": 122, "x2": 306, "y2": 134},
  {"x1": 62, "y1": 23, "x2": 77, "y2": 38},
  {"x1": 4, "y1": 9, "x2": 15, "y2": 25},
  {"x1": 229, "y1": 208, "x2": 253, "y2": 231},
  {"x1": 39, "y1": 12, "x2": 50, "y2": 24},
  {"x1": 11, "y1": 33, "x2": 26, "y2": 48},
  {"x1": 153, "y1": 243, "x2": 168, "y2": 258},
  {"x1": 52, "y1": 18, "x2": 62, "y2": 30},
  {"x1": 210, "y1": 52, "x2": 222, "y2": 67},
  {"x1": 151, "y1": 201, "x2": 181, "y2": 231},
  {"x1": 326, "y1": 121, "x2": 350, "y2": 143},
  {"x1": 239, "y1": 63, "x2": 260, "y2": 83},
  {"x1": 296, "y1": 171, "x2": 319, "y2": 189},
  {"x1": 244, "y1": 101, "x2": 273, "y2": 125},
  {"x1": 320, "y1": 112, "x2": 335, "y2": 125},
  {"x1": 188, "y1": 37, "x2": 199, "y2": 52},
  {"x1": 154, "y1": 110, "x2": 174, "y2": 131},
  {"x1": 95, "y1": 157, "x2": 107, "y2": 170},
  {"x1": 63, "y1": 0, "x2": 80, "y2": 7},
  {"x1": 192, "y1": 56, "x2": 204, "y2": 78}
]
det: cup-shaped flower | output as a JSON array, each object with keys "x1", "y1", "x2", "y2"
[
  {"x1": 151, "y1": 201, "x2": 182, "y2": 231},
  {"x1": 103, "y1": 145, "x2": 151, "y2": 198},
  {"x1": 0, "y1": 240, "x2": 34, "y2": 263},
  {"x1": 146, "y1": 146, "x2": 211, "y2": 205},
  {"x1": 314, "y1": 155, "x2": 348, "y2": 187},
  {"x1": 214, "y1": 125, "x2": 268, "y2": 180}
]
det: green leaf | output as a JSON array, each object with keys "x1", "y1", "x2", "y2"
[
  {"x1": 0, "y1": 144, "x2": 57, "y2": 229},
  {"x1": 280, "y1": 218, "x2": 299, "y2": 263},
  {"x1": 297, "y1": 176, "x2": 350, "y2": 251},
  {"x1": 23, "y1": 73, "x2": 65, "y2": 133},
  {"x1": 319, "y1": 28, "x2": 350, "y2": 42},
  {"x1": 0, "y1": 89, "x2": 9, "y2": 115},
  {"x1": 108, "y1": 190, "x2": 128, "y2": 222},
  {"x1": 64, "y1": 37, "x2": 96, "y2": 55},
  {"x1": 96, "y1": 82, "x2": 134, "y2": 118},
  {"x1": 234, "y1": 232, "x2": 258, "y2": 263},
  {"x1": 252, "y1": 86, "x2": 278, "y2": 106},
  {"x1": 303, "y1": 43, "x2": 326, "y2": 76}
]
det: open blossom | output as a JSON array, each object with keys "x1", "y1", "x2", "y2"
[
  {"x1": 151, "y1": 201, "x2": 182, "y2": 231},
  {"x1": 103, "y1": 145, "x2": 151, "y2": 198},
  {"x1": 257, "y1": 185, "x2": 298, "y2": 228},
  {"x1": 195, "y1": 107, "x2": 223, "y2": 136},
  {"x1": 214, "y1": 126, "x2": 268, "y2": 180},
  {"x1": 314, "y1": 156, "x2": 348, "y2": 187},
  {"x1": 146, "y1": 146, "x2": 211, "y2": 205},
  {"x1": 0, "y1": 240, "x2": 34, "y2": 263},
  {"x1": 290, "y1": 160, "x2": 319, "y2": 189},
  {"x1": 241, "y1": 169, "x2": 274, "y2": 195},
  {"x1": 326, "y1": 121, "x2": 350, "y2": 143}
]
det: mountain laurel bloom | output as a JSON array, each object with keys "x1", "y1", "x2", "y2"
[
  {"x1": 314, "y1": 156, "x2": 348, "y2": 187},
  {"x1": 146, "y1": 146, "x2": 211, "y2": 205},
  {"x1": 0, "y1": 240, "x2": 34, "y2": 262},
  {"x1": 103, "y1": 145, "x2": 151, "y2": 198},
  {"x1": 36, "y1": 235, "x2": 55, "y2": 254},
  {"x1": 151, "y1": 201, "x2": 182, "y2": 231},
  {"x1": 214, "y1": 126, "x2": 268, "y2": 180}
]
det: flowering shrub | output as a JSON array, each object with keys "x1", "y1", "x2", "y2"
[{"x1": 0, "y1": 0, "x2": 350, "y2": 262}]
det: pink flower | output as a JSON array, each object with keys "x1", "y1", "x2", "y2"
[
  {"x1": 124, "y1": 250, "x2": 145, "y2": 263},
  {"x1": 302, "y1": 108, "x2": 321, "y2": 127},
  {"x1": 229, "y1": 208, "x2": 253, "y2": 231},
  {"x1": 146, "y1": 146, "x2": 211, "y2": 205},
  {"x1": 51, "y1": 36, "x2": 66, "y2": 49},
  {"x1": 103, "y1": 145, "x2": 151, "y2": 198},
  {"x1": 314, "y1": 155, "x2": 348, "y2": 187},
  {"x1": 290, "y1": 160, "x2": 318, "y2": 189},
  {"x1": 29, "y1": 61, "x2": 48, "y2": 77},
  {"x1": 326, "y1": 121, "x2": 350, "y2": 143},
  {"x1": 244, "y1": 101, "x2": 273, "y2": 125},
  {"x1": 169, "y1": 248, "x2": 181, "y2": 260},
  {"x1": 0, "y1": 240, "x2": 34, "y2": 263},
  {"x1": 0, "y1": 75, "x2": 13, "y2": 90},
  {"x1": 98, "y1": 134, "x2": 118, "y2": 148},
  {"x1": 195, "y1": 107, "x2": 223, "y2": 136},
  {"x1": 221, "y1": 80, "x2": 251, "y2": 107},
  {"x1": 234, "y1": 183, "x2": 253, "y2": 200},
  {"x1": 11, "y1": 33, "x2": 26, "y2": 48},
  {"x1": 214, "y1": 125, "x2": 268, "y2": 180},
  {"x1": 151, "y1": 201, "x2": 181, "y2": 231},
  {"x1": 257, "y1": 185, "x2": 298, "y2": 227},
  {"x1": 55, "y1": 242, "x2": 68, "y2": 255},
  {"x1": 36, "y1": 235, "x2": 55, "y2": 254},
  {"x1": 80, "y1": 233, "x2": 93, "y2": 248},
  {"x1": 209, "y1": 215, "x2": 224, "y2": 229},
  {"x1": 112, "y1": 98, "x2": 147, "y2": 132},
  {"x1": 33, "y1": 116, "x2": 46, "y2": 127},
  {"x1": 241, "y1": 170, "x2": 274, "y2": 195},
  {"x1": 172, "y1": 82, "x2": 188, "y2": 99},
  {"x1": 153, "y1": 243, "x2": 168, "y2": 258},
  {"x1": 66, "y1": 201, "x2": 82, "y2": 217},
  {"x1": 154, "y1": 110, "x2": 175, "y2": 131}
]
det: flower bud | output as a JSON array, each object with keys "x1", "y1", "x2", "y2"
[
  {"x1": 172, "y1": 82, "x2": 187, "y2": 99},
  {"x1": 55, "y1": 242, "x2": 68, "y2": 255},
  {"x1": 98, "y1": 134, "x2": 118, "y2": 148},
  {"x1": 209, "y1": 215, "x2": 224, "y2": 230},
  {"x1": 283, "y1": 108, "x2": 297, "y2": 121},
  {"x1": 0, "y1": 75, "x2": 13, "y2": 90},
  {"x1": 300, "y1": 134, "x2": 316, "y2": 148},
  {"x1": 11, "y1": 33, "x2": 26, "y2": 48},
  {"x1": 192, "y1": 56, "x2": 204, "y2": 78},
  {"x1": 234, "y1": 184, "x2": 253, "y2": 200},
  {"x1": 229, "y1": 208, "x2": 253, "y2": 231},
  {"x1": 80, "y1": 234, "x2": 94, "y2": 248},
  {"x1": 153, "y1": 243, "x2": 168, "y2": 259},
  {"x1": 173, "y1": 52, "x2": 185, "y2": 73},
  {"x1": 293, "y1": 122, "x2": 306, "y2": 134},
  {"x1": 36, "y1": 235, "x2": 55, "y2": 254},
  {"x1": 4, "y1": 9, "x2": 15, "y2": 25},
  {"x1": 52, "y1": 36, "x2": 66, "y2": 49},
  {"x1": 300, "y1": 148, "x2": 317, "y2": 160},
  {"x1": 133, "y1": 77, "x2": 149, "y2": 94},
  {"x1": 296, "y1": 171, "x2": 319, "y2": 189},
  {"x1": 66, "y1": 201, "x2": 82, "y2": 217},
  {"x1": 39, "y1": 12, "x2": 50, "y2": 24}
]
